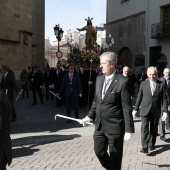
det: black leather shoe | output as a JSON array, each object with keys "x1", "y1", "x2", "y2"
[
  {"x1": 149, "y1": 146, "x2": 155, "y2": 151},
  {"x1": 140, "y1": 148, "x2": 148, "y2": 153},
  {"x1": 160, "y1": 136, "x2": 166, "y2": 141},
  {"x1": 32, "y1": 103, "x2": 36, "y2": 105}
]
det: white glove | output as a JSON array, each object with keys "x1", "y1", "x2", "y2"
[
  {"x1": 124, "y1": 133, "x2": 132, "y2": 141},
  {"x1": 79, "y1": 116, "x2": 92, "y2": 127},
  {"x1": 49, "y1": 84, "x2": 54, "y2": 89},
  {"x1": 168, "y1": 105, "x2": 170, "y2": 112},
  {"x1": 88, "y1": 81, "x2": 93, "y2": 85},
  {"x1": 162, "y1": 112, "x2": 168, "y2": 121},
  {"x1": 132, "y1": 110, "x2": 137, "y2": 119}
]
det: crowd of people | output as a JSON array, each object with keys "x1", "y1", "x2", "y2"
[{"x1": 1, "y1": 52, "x2": 170, "y2": 170}]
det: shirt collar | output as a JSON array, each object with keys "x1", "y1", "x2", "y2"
[
  {"x1": 105, "y1": 71, "x2": 116, "y2": 81},
  {"x1": 3, "y1": 72, "x2": 8, "y2": 77}
]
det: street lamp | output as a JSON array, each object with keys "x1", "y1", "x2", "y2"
[{"x1": 54, "y1": 24, "x2": 64, "y2": 51}]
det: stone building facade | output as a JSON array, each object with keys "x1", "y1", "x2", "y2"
[
  {"x1": 0, "y1": 0, "x2": 45, "y2": 78},
  {"x1": 106, "y1": 0, "x2": 170, "y2": 75}
]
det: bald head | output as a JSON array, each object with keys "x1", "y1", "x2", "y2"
[
  {"x1": 123, "y1": 66, "x2": 129, "y2": 77},
  {"x1": 163, "y1": 68, "x2": 170, "y2": 79}
]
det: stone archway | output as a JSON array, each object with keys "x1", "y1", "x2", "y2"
[{"x1": 118, "y1": 47, "x2": 132, "y2": 68}]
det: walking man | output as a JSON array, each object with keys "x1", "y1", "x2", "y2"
[
  {"x1": 133, "y1": 67, "x2": 168, "y2": 153},
  {"x1": 80, "y1": 52, "x2": 134, "y2": 170},
  {"x1": 57, "y1": 65, "x2": 82, "y2": 123}
]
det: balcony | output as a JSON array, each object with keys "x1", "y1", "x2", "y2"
[{"x1": 151, "y1": 22, "x2": 170, "y2": 39}]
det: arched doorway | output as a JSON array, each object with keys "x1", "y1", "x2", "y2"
[{"x1": 118, "y1": 47, "x2": 132, "y2": 68}]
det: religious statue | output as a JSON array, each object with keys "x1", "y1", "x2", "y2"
[{"x1": 77, "y1": 17, "x2": 97, "y2": 52}]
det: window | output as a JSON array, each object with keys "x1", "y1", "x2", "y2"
[{"x1": 163, "y1": 5, "x2": 170, "y2": 34}]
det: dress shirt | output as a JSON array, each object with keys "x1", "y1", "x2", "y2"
[{"x1": 102, "y1": 71, "x2": 115, "y2": 99}]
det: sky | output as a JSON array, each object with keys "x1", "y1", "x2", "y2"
[{"x1": 45, "y1": 0, "x2": 106, "y2": 40}]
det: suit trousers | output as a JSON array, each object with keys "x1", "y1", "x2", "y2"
[
  {"x1": 141, "y1": 111, "x2": 159, "y2": 149},
  {"x1": 158, "y1": 113, "x2": 165, "y2": 137},
  {"x1": 7, "y1": 94, "x2": 16, "y2": 119},
  {"x1": 32, "y1": 87, "x2": 44, "y2": 104},
  {"x1": 93, "y1": 130, "x2": 124, "y2": 170},
  {"x1": 0, "y1": 152, "x2": 7, "y2": 170},
  {"x1": 65, "y1": 92, "x2": 79, "y2": 118}
]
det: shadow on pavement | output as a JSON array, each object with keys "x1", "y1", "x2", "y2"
[
  {"x1": 147, "y1": 143, "x2": 170, "y2": 156},
  {"x1": 12, "y1": 134, "x2": 81, "y2": 158},
  {"x1": 11, "y1": 93, "x2": 87, "y2": 134},
  {"x1": 12, "y1": 134, "x2": 81, "y2": 146},
  {"x1": 144, "y1": 162, "x2": 170, "y2": 168}
]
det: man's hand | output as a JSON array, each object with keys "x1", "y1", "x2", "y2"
[
  {"x1": 168, "y1": 105, "x2": 170, "y2": 112},
  {"x1": 132, "y1": 110, "x2": 137, "y2": 119},
  {"x1": 79, "y1": 94, "x2": 82, "y2": 97},
  {"x1": 124, "y1": 133, "x2": 132, "y2": 141},
  {"x1": 79, "y1": 116, "x2": 92, "y2": 126},
  {"x1": 162, "y1": 112, "x2": 168, "y2": 121},
  {"x1": 49, "y1": 84, "x2": 55, "y2": 89},
  {"x1": 88, "y1": 81, "x2": 93, "y2": 85}
]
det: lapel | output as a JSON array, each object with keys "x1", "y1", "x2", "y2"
[
  {"x1": 102, "y1": 74, "x2": 118, "y2": 101},
  {"x1": 146, "y1": 80, "x2": 153, "y2": 97},
  {"x1": 153, "y1": 79, "x2": 160, "y2": 96},
  {"x1": 98, "y1": 75, "x2": 105, "y2": 102}
]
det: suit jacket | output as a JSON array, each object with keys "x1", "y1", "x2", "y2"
[
  {"x1": 59, "y1": 73, "x2": 82, "y2": 99},
  {"x1": 159, "y1": 76, "x2": 170, "y2": 105},
  {"x1": 54, "y1": 68, "x2": 66, "y2": 92},
  {"x1": 30, "y1": 70, "x2": 43, "y2": 88},
  {"x1": 134, "y1": 79, "x2": 168, "y2": 118},
  {"x1": 1, "y1": 72, "x2": 19, "y2": 101},
  {"x1": 0, "y1": 87, "x2": 12, "y2": 165},
  {"x1": 88, "y1": 73, "x2": 134, "y2": 135}
]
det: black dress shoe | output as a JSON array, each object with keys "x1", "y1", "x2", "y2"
[
  {"x1": 32, "y1": 103, "x2": 36, "y2": 105},
  {"x1": 149, "y1": 146, "x2": 155, "y2": 151},
  {"x1": 140, "y1": 148, "x2": 148, "y2": 153},
  {"x1": 160, "y1": 136, "x2": 166, "y2": 141}
]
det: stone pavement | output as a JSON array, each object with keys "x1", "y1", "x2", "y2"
[{"x1": 7, "y1": 93, "x2": 170, "y2": 170}]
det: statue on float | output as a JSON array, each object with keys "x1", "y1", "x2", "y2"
[{"x1": 77, "y1": 17, "x2": 97, "y2": 52}]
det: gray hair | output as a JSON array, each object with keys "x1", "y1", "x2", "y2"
[
  {"x1": 147, "y1": 66, "x2": 158, "y2": 74},
  {"x1": 100, "y1": 52, "x2": 117, "y2": 64}
]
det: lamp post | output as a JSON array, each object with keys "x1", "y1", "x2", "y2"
[{"x1": 54, "y1": 24, "x2": 64, "y2": 51}]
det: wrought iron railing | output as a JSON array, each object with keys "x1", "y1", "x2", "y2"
[{"x1": 151, "y1": 22, "x2": 170, "y2": 39}]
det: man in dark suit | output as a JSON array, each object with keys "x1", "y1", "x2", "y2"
[
  {"x1": 122, "y1": 66, "x2": 136, "y2": 97},
  {"x1": 133, "y1": 67, "x2": 168, "y2": 153},
  {"x1": 57, "y1": 65, "x2": 82, "y2": 123},
  {"x1": 43, "y1": 67, "x2": 54, "y2": 101},
  {"x1": 80, "y1": 52, "x2": 135, "y2": 170},
  {"x1": 30, "y1": 65, "x2": 44, "y2": 105},
  {"x1": 136, "y1": 67, "x2": 147, "y2": 90},
  {"x1": 159, "y1": 68, "x2": 170, "y2": 140},
  {"x1": 1, "y1": 65, "x2": 19, "y2": 121},
  {"x1": 54, "y1": 63, "x2": 66, "y2": 107},
  {"x1": 0, "y1": 86, "x2": 12, "y2": 170}
]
